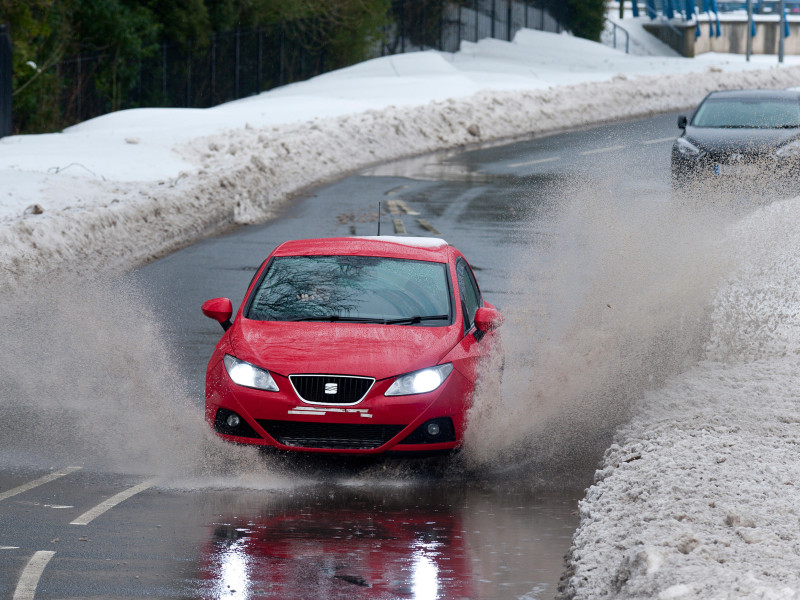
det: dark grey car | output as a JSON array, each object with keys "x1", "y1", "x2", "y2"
[{"x1": 671, "y1": 89, "x2": 800, "y2": 196}]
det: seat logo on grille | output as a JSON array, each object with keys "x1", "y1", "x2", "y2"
[{"x1": 324, "y1": 383, "x2": 338, "y2": 394}]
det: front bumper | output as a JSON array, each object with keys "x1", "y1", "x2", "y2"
[
  {"x1": 205, "y1": 358, "x2": 474, "y2": 454},
  {"x1": 671, "y1": 152, "x2": 800, "y2": 197}
]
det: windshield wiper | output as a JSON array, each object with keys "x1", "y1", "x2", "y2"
[
  {"x1": 277, "y1": 314, "x2": 450, "y2": 325},
  {"x1": 283, "y1": 315, "x2": 388, "y2": 323},
  {"x1": 384, "y1": 314, "x2": 450, "y2": 325}
]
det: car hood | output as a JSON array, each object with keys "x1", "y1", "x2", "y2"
[
  {"x1": 229, "y1": 318, "x2": 460, "y2": 380},
  {"x1": 684, "y1": 125, "x2": 800, "y2": 154}
]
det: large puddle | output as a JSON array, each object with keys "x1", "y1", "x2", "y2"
[{"x1": 1, "y1": 115, "x2": 756, "y2": 598}]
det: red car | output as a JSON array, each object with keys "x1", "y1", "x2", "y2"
[{"x1": 201, "y1": 236, "x2": 503, "y2": 455}]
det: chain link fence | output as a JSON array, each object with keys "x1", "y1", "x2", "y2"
[{"x1": 6, "y1": 0, "x2": 564, "y2": 134}]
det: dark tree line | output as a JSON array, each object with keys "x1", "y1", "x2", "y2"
[
  {"x1": 1, "y1": 0, "x2": 605, "y2": 134},
  {"x1": 1, "y1": 0, "x2": 391, "y2": 132},
  {"x1": 563, "y1": 0, "x2": 606, "y2": 42}
]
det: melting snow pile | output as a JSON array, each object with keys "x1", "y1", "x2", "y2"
[
  {"x1": 3, "y1": 30, "x2": 800, "y2": 287},
  {"x1": 560, "y1": 197, "x2": 800, "y2": 599}
]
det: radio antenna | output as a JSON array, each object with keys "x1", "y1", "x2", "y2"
[{"x1": 377, "y1": 201, "x2": 381, "y2": 236}]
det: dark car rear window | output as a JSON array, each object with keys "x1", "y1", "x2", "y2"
[
  {"x1": 692, "y1": 97, "x2": 800, "y2": 128},
  {"x1": 246, "y1": 255, "x2": 452, "y2": 325}
]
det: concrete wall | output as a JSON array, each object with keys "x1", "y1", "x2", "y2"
[{"x1": 644, "y1": 19, "x2": 800, "y2": 57}]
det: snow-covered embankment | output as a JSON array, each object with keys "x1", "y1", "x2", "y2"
[
  {"x1": 3, "y1": 64, "x2": 800, "y2": 288},
  {"x1": 559, "y1": 198, "x2": 800, "y2": 598}
]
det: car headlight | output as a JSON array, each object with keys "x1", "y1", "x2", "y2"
[
  {"x1": 385, "y1": 363, "x2": 454, "y2": 396},
  {"x1": 775, "y1": 139, "x2": 800, "y2": 158},
  {"x1": 675, "y1": 137, "x2": 705, "y2": 158},
  {"x1": 223, "y1": 354, "x2": 279, "y2": 391}
]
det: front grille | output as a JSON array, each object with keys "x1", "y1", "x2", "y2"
[
  {"x1": 257, "y1": 420, "x2": 405, "y2": 450},
  {"x1": 289, "y1": 374, "x2": 374, "y2": 404}
]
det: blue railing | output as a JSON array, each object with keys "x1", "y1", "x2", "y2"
[
  {"x1": 607, "y1": 20, "x2": 631, "y2": 52},
  {"x1": 632, "y1": 0, "x2": 791, "y2": 40},
  {"x1": 628, "y1": 1, "x2": 723, "y2": 40}
]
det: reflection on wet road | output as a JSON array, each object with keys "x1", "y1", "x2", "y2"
[
  {"x1": 199, "y1": 484, "x2": 578, "y2": 600},
  {"x1": 0, "y1": 463, "x2": 580, "y2": 599}
]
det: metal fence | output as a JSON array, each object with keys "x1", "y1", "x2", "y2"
[
  {"x1": 10, "y1": 0, "x2": 564, "y2": 133},
  {"x1": 384, "y1": 0, "x2": 562, "y2": 54},
  {"x1": 55, "y1": 23, "x2": 324, "y2": 125},
  {"x1": 0, "y1": 24, "x2": 11, "y2": 137}
]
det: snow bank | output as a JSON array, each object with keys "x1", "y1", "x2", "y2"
[
  {"x1": 4, "y1": 57, "x2": 800, "y2": 287},
  {"x1": 354, "y1": 236, "x2": 448, "y2": 248},
  {"x1": 559, "y1": 197, "x2": 800, "y2": 599}
]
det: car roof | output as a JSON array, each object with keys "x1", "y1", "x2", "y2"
[
  {"x1": 270, "y1": 236, "x2": 457, "y2": 262},
  {"x1": 705, "y1": 89, "x2": 800, "y2": 101}
]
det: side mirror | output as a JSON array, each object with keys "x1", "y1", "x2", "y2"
[
  {"x1": 474, "y1": 306, "x2": 504, "y2": 333},
  {"x1": 202, "y1": 297, "x2": 233, "y2": 331},
  {"x1": 677, "y1": 115, "x2": 688, "y2": 129}
]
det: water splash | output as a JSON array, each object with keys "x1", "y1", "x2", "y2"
[
  {"x1": 0, "y1": 274, "x2": 273, "y2": 481},
  {"x1": 463, "y1": 172, "x2": 744, "y2": 481}
]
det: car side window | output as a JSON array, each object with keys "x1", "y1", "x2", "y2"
[{"x1": 456, "y1": 259, "x2": 481, "y2": 331}]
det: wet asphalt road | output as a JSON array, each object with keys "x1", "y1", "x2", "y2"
[{"x1": 0, "y1": 113, "x2": 677, "y2": 599}]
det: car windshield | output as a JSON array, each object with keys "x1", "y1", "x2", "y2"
[
  {"x1": 246, "y1": 255, "x2": 452, "y2": 325},
  {"x1": 692, "y1": 97, "x2": 800, "y2": 128}
]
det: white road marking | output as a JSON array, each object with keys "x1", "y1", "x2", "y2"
[
  {"x1": 1, "y1": 545, "x2": 20, "y2": 550},
  {"x1": 70, "y1": 479, "x2": 157, "y2": 526},
  {"x1": 508, "y1": 156, "x2": 559, "y2": 168},
  {"x1": 579, "y1": 145, "x2": 626, "y2": 156},
  {"x1": 13, "y1": 550, "x2": 55, "y2": 600},
  {"x1": 0, "y1": 467, "x2": 82, "y2": 502},
  {"x1": 643, "y1": 136, "x2": 675, "y2": 145}
]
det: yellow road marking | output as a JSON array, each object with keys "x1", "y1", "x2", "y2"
[
  {"x1": 395, "y1": 199, "x2": 420, "y2": 215},
  {"x1": 417, "y1": 219, "x2": 440, "y2": 235}
]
